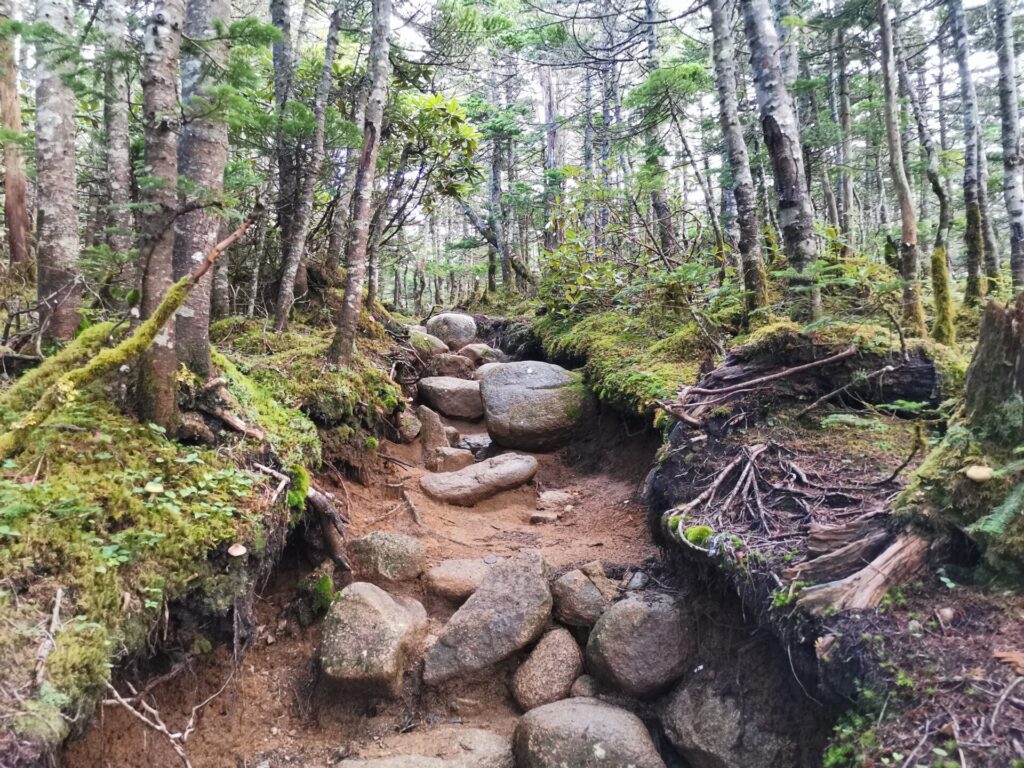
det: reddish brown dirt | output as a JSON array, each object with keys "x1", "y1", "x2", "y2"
[{"x1": 64, "y1": 416, "x2": 658, "y2": 768}]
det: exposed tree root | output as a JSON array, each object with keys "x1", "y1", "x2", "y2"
[{"x1": 797, "y1": 534, "x2": 929, "y2": 615}]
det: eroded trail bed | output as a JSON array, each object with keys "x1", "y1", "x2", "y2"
[{"x1": 64, "y1": 417, "x2": 661, "y2": 767}]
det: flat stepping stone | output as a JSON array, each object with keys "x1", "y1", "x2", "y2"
[
  {"x1": 419, "y1": 377, "x2": 484, "y2": 420},
  {"x1": 420, "y1": 453, "x2": 539, "y2": 507},
  {"x1": 338, "y1": 725, "x2": 511, "y2": 767},
  {"x1": 424, "y1": 557, "x2": 504, "y2": 602}
]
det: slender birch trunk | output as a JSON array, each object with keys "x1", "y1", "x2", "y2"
[
  {"x1": 711, "y1": 0, "x2": 767, "y2": 315},
  {"x1": 327, "y1": 0, "x2": 391, "y2": 364},
  {"x1": 878, "y1": 0, "x2": 926, "y2": 334},
  {"x1": 992, "y1": 0, "x2": 1024, "y2": 291},
  {"x1": 273, "y1": 3, "x2": 344, "y2": 331},
  {"x1": 102, "y1": 0, "x2": 133, "y2": 262}
]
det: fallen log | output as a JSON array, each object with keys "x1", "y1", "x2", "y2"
[{"x1": 784, "y1": 528, "x2": 890, "y2": 583}]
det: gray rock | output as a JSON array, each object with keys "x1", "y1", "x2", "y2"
[
  {"x1": 512, "y1": 698, "x2": 666, "y2": 768},
  {"x1": 457, "y1": 433, "x2": 492, "y2": 456},
  {"x1": 424, "y1": 557, "x2": 502, "y2": 602},
  {"x1": 427, "y1": 353, "x2": 477, "y2": 380},
  {"x1": 530, "y1": 510, "x2": 559, "y2": 524},
  {"x1": 319, "y1": 582, "x2": 427, "y2": 697},
  {"x1": 419, "y1": 377, "x2": 484, "y2": 420},
  {"x1": 445, "y1": 425, "x2": 461, "y2": 446},
  {"x1": 351, "y1": 532, "x2": 426, "y2": 582},
  {"x1": 586, "y1": 594, "x2": 693, "y2": 698},
  {"x1": 458, "y1": 343, "x2": 502, "y2": 366},
  {"x1": 420, "y1": 453, "x2": 539, "y2": 507},
  {"x1": 417, "y1": 405, "x2": 449, "y2": 452},
  {"x1": 423, "y1": 549, "x2": 551, "y2": 684},
  {"x1": 625, "y1": 571, "x2": 650, "y2": 591},
  {"x1": 551, "y1": 561, "x2": 618, "y2": 627},
  {"x1": 409, "y1": 329, "x2": 448, "y2": 358},
  {"x1": 426, "y1": 313, "x2": 477, "y2": 350},
  {"x1": 337, "y1": 726, "x2": 512, "y2": 768},
  {"x1": 661, "y1": 674, "x2": 799, "y2": 768},
  {"x1": 512, "y1": 628, "x2": 583, "y2": 711},
  {"x1": 396, "y1": 411, "x2": 421, "y2": 443},
  {"x1": 425, "y1": 447, "x2": 476, "y2": 473},
  {"x1": 475, "y1": 362, "x2": 503, "y2": 380},
  {"x1": 537, "y1": 490, "x2": 573, "y2": 509},
  {"x1": 570, "y1": 674, "x2": 598, "y2": 698},
  {"x1": 479, "y1": 362, "x2": 595, "y2": 451}
]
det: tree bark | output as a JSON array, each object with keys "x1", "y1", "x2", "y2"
[
  {"x1": 711, "y1": 0, "x2": 767, "y2": 316},
  {"x1": 34, "y1": 0, "x2": 82, "y2": 342},
  {"x1": 836, "y1": 28, "x2": 853, "y2": 253},
  {"x1": 1, "y1": 0, "x2": 29, "y2": 272},
  {"x1": 325, "y1": 79, "x2": 368, "y2": 277},
  {"x1": 271, "y1": 0, "x2": 297, "y2": 249},
  {"x1": 137, "y1": 0, "x2": 184, "y2": 429},
  {"x1": 273, "y1": 3, "x2": 345, "y2": 331},
  {"x1": 896, "y1": 22, "x2": 955, "y2": 345},
  {"x1": 102, "y1": 0, "x2": 133, "y2": 262},
  {"x1": 992, "y1": 0, "x2": 1024, "y2": 291},
  {"x1": 947, "y1": 0, "x2": 985, "y2": 305},
  {"x1": 173, "y1": 0, "x2": 230, "y2": 377},
  {"x1": 327, "y1": 0, "x2": 391, "y2": 365},
  {"x1": 741, "y1": 0, "x2": 819, "y2": 317},
  {"x1": 878, "y1": 0, "x2": 926, "y2": 335}
]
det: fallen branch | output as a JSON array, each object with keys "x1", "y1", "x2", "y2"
[
  {"x1": 34, "y1": 587, "x2": 64, "y2": 688},
  {"x1": 680, "y1": 345, "x2": 858, "y2": 399},
  {"x1": 0, "y1": 200, "x2": 263, "y2": 461},
  {"x1": 253, "y1": 461, "x2": 290, "y2": 504},
  {"x1": 306, "y1": 486, "x2": 351, "y2": 571},
  {"x1": 796, "y1": 364, "x2": 897, "y2": 418},
  {"x1": 402, "y1": 489, "x2": 423, "y2": 526}
]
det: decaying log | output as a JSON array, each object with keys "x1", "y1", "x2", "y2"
[
  {"x1": 797, "y1": 534, "x2": 929, "y2": 615},
  {"x1": 784, "y1": 528, "x2": 890, "y2": 583},
  {"x1": 806, "y1": 511, "x2": 887, "y2": 557}
]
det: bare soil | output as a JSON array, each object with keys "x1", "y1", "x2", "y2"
[{"x1": 64, "y1": 416, "x2": 659, "y2": 768}]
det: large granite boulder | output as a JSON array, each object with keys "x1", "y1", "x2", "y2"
[
  {"x1": 418, "y1": 377, "x2": 484, "y2": 420},
  {"x1": 350, "y1": 532, "x2": 426, "y2": 582},
  {"x1": 417, "y1": 405, "x2": 448, "y2": 452},
  {"x1": 423, "y1": 549, "x2": 551, "y2": 684},
  {"x1": 319, "y1": 582, "x2": 427, "y2": 697},
  {"x1": 479, "y1": 362, "x2": 594, "y2": 451},
  {"x1": 585, "y1": 594, "x2": 694, "y2": 698},
  {"x1": 551, "y1": 560, "x2": 619, "y2": 627},
  {"x1": 424, "y1": 557, "x2": 503, "y2": 602},
  {"x1": 512, "y1": 628, "x2": 583, "y2": 711},
  {"x1": 427, "y1": 353, "x2": 477, "y2": 380},
  {"x1": 409, "y1": 329, "x2": 448, "y2": 358},
  {"x1": 512, "y1": 698, "x2": 666, "y2": 768},
  {"x1": 661, "y1": 673, "x2": 801, "y2": 768},
  {"x1": 458, "y1": 343, "x2": 502, "y2": 366},
  {"x1": 426, "y1": 313, "x2": 477, "y2": 350},
  {"x1": 420, "y1": 453, "x2": 538, "y2": 506}
]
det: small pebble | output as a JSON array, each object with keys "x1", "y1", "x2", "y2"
[
  {"x1": 484, "y1": 554, "x2": 498, "y2": 564},
  {"x1": 907, "y1": 619, "x2": 923, "y2": 636},
  {"x1": 531, "y1": 510, "x2": 560, "y2": 524},
  {"x1": 626, "y1": 571, "x2": 649, "y2": 590}
]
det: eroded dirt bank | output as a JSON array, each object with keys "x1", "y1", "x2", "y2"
[{"x1": 64, "y1": 403, "x2": 829, "y2": 767}]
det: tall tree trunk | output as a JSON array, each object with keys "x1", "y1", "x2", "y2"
[
  {"x1": 102, "y1": 0, "x2": 133, "y2": 263},
  {"x1": 878, "y1": 0, "x2": 926, "y2": 334},
  {"x1": 489, "y1": 134, "x2": 511, "y2": 287},
  {"x1": 137, "y1": 0, "x2": 184, "y2": 429},
  {"x1": 978, "y1": 140, "x2": 1000, "y2": 290},
  {"x1": 34, "y1": 0, "x2": 82, "y2": 342},
  {"x1": 540, "y1": 64, "x2": 560, "y2": 252},
  {"x1": 273, "y1": 3, "x2": 344, "y2": 331},
  {"x1": 992, "y1": 0, "x2": 1023, "y2": 291},
  {"x1": 325, "y1": 80, "x2": 368, "y2": 277},
  {"x1": 836, "y1": 28, "x2": 854, "y2": 254},
  {"x1": 712, "y1": 0, "x2": 767, "y2": 316},
  {"x1": 1, "y1": 0, "x2": 29, "y2": 272},
  {"x1": 948, "y1": 0, "x2": 985, "y2": 305},
  {"x1": 173, "y1": 0, "x2": 230, "y2": 377},
  {"x1": 897, "y1": 22, "x2": 954, "y2": 344},
  {"x1": 271, "y1": 0, "x2": 297, "y2": 250},
  {"x1": 741, "y1": 0, "x2": 820, "y2": 317},
  {"x1": 643, "y1": 0, "x2": 677, "y2": 263},
  {"x1": 327, "y1": 0, "x2": 390, "y2": 365}
]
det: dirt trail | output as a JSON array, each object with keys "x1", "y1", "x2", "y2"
[{"x1": 65, "y1": 412, "x2": 659, "y2": 767}]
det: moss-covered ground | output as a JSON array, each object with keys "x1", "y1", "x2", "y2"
[{"x1": 0, "y1": 314, "x2": 405, "y2": 760}]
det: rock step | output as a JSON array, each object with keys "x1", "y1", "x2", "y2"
[
  {"x1": 420, "y1": 452, "x2": 539, "y2": 506},
  {"x1": 338, "y1": 726, "x2": 512, "y2": 767}
]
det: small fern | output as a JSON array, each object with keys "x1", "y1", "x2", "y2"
[{"x1": 968, "y1": 483, "x2": 1024, "y2": 537}]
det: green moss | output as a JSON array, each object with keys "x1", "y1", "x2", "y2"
[
  {"x1": 684, "y1": 525, "x2": 713, "y2": 546},
  {"x1": 215, "y1": 322, "x2": 402, "y2": 432},
  {"x1": 533, "y1": 312, "x2": 710, "y2": 416},
  {"x1": 287, "y1": 464, "x2": 312, "y2": 509}
]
